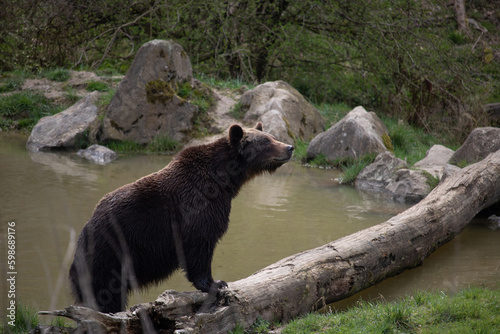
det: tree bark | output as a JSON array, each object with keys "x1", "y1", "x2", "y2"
[
  {"x1": 40, "y1": 150, "x2": 500, "y2": 333},
  {"x1": 454, "y1": 0, "x2": 468, "y2": 34}
]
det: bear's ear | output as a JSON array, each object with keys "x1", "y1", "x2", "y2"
[
  {"x1": 255, "y1": 122, "x2": 263, "y2": 131},
  {"x1": 229, "y1": 124, "x2": 244, "y2": 144}
]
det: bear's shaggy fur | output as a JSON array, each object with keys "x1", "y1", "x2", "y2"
[{"x1": 69, "y1": 123, "x2": 294, "y2": 313}]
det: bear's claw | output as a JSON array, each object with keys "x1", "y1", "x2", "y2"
[{"x1": 214, "y1": 280, "x2": 228, "y2": 289}]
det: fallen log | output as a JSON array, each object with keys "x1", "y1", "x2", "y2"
[{"x1": 40, "y1": 150, "x2": 500, "y2": 333}]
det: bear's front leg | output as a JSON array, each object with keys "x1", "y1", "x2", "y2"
[{"x1": 181, "y1": 234, "x2": 228, "y2": 293}]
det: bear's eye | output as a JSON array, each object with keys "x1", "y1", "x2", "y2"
[{"x1": 262, "y1": 138, "x2": 271, "y2": 145}]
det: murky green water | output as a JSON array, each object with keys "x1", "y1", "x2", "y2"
[{"x1": 0, "y1": 133, "x2": 499, "y2": 316}]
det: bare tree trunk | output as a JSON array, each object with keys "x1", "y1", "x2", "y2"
[
  {"x1": 454, "y1": 0, "x2": 468, "y2": 34},
  {"x1": 40, "y1": 150, "x2": 500, "y2": 333}
]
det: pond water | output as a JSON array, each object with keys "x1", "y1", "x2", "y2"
[{"x1": 0, "y1": 133, "x2": 499, "y2": 316}]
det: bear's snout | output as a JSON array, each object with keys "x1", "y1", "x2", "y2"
[{"x1": 275, "y1": 144, "x2": 294, "y2": 162}]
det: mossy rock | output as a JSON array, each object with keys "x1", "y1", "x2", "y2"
[
  {"x1": 382, "y1": 133, "x2": 394, "y2": 151},
  {"x1": 146, "y1": 79, "x2": 176, "y2": 104}
]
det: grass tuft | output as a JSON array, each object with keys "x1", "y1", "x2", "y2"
[
  {"x1": 86, "y1": 81, "x2": 110, "y2": 92},
  {"x1": 315, "y1": 102, "x2": 352, "y2": 129},
  {"x1": 422, "y1": 170, "x2": 441, "y2": 190},
  {"x1": 105, "y1": 140, "x2": 144, "y2": 153},
  {"x1": 229, "y1": 101, "x2": 244, "y2": 120},
  {"x1": 40, "y1": 68, "x2": 71, "y2": 82},
  {"x1": 147, "y1": 133, "x2": 179, "y2": 153},
  {"x1": 1, "y1": 302, "x2": 39, "y2": 334},
  {"x1": 338, "y1": 154, "x2": 377, "y2": 184}
]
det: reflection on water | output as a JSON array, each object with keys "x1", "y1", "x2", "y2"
[{"x1": 0, "y1": 133, "x2": 499, "y2": 315}]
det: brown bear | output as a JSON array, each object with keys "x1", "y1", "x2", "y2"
[{"x1": 69, "y1": 122, "x2": 294, "y2": 313}]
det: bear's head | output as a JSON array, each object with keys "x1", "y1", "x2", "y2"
[{"x1": 229, "y1": 122, "x2": 294, "y2": 174}]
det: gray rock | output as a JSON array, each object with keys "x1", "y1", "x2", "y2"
[
  {"x1": 441, "y1": 164, "x2": 461, "y2": 182},
  {"x1": 101, "y1": 40, "x2": 196, "y2": 144},
  {"x1": 240, "y1": 81, "x2": 324, "y2": 144},
  {"x1": 487, "y1": 215, "x2": 500, "y2": 230},
  {"x1": 307, "y1": 106, "x2": 389, "y2": 161},
  {"x1": 355, "y1": 152, "x2": 407, "y2": 193},
  {"x1": 385, "y1": 169, "x2": 431, "y2": 204},
  {"x1": 77, "y1": 144, "x2": 118, "y2": 164},
  {"x1": 450, "y1": 127, "x2": 500, "y2": 165},
  {"x1": 356, "y1": 145, "x2": 461, "y2": 204},
  {"x1": 26, "y1": 91, "x2": 100, "y2": 152},
  {"x1": 259, "y1": 109, "x2": 289, "y2": 142},
  {"x1": 414, "y1": 144, "x2": 454, "y2": 179}
]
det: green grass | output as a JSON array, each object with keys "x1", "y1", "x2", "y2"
[
  {"x1": 96, "y1": 87, "x2": 116, "y2": 113},
  {"x1": 40, "y1": 68, "x2": 71, "y2": 82},
  {"x1": 1, "y1": 302, "x2": 39, "y2": 333},
  {"x1": 338, "y1": 154, "x2": 377, "y2": 184},
  {"x1": 0, "y1": 301, "x2": 74, "y2": 333},
  {"x1": 61, "y1": 86, "x2": 81, "y2": 105},
  {"x1": 147, "y1": 133, "x2": 179, "y2": 153},
  {"x1": 176, "y1": 81, "x2": 215, "y2": 114},
  {"x1": 282, "y1": 287, "x2": 500, "y2": 334},
  {"x1": 0, "y1": 69, "x2": 31, "y2": 93},
  {"x1": 86, "y1": 80, "x2": 110, "y2": 92},
  {"x1": 0, "y1": 91, "x2": 64, "y2": 130},
  {"x1": 315, "y1": 102, "x2": 352, "y2": 129},
  {"x1": 422, "y1": 170, "x2": 441, "y2": 190},
  {"x1": 105, "y1": 140, "x2": 144, "y2": 153},
  {"x1": 381, "y1": 115, "x2": 459, "y2": 166},
  {"x1": 105, "y1": 133, "x2": 180, "y2": 154},
  {"x1": 176, "y1": 81, "x2": 216, "y2": 137},
  {"x1": 229, "y1": 100, "x2": 245, "y2": 120},
  {"x1": 309, "y1": 153, "x2": 333, "y2": 168},
  {"x1": 292, "y1": 139, "x2": 309, "y2": 163}
]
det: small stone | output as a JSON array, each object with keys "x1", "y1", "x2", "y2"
[{"x1": 77, "y1": 145, "x2": 118, "y2": 164}]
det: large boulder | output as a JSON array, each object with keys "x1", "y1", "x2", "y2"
[
  {"x1": 449, "y1": 127, "x2": 500, "y2": 165},
  {"x1": 26, "y1": 91, "x2": 100, "y2": 152},
  {"x1": 101, "y1": 40, "x2": 196, "y2": 144},
  {"x1": 240, "y1": 81, "x2": 324, "y2": 144},
  {"x1": 355, "y1": 152, "x2": 407, "y2": 193},
  {"x1": 307, "y1": 106, "x2": 389, "y2": 161}
]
